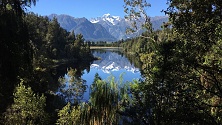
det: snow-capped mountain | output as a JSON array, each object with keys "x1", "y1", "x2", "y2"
[
  {"x1": 48, "y1": 14, "x2": 168, "y2": 41},
  {"x1": 48, "y1": 14, "x2": 117, "y2": 41},
  {"x1": 91, "y1": 13, "x2": 122, "y2": 25},
  {"x1": 90, "y1": 13, "x2": 168, "y2": 40},
  {"x1": 90, "y1": 14, "x2": 133, "y2": 40}
]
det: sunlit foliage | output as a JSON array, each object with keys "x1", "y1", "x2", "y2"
[{"x1": 4, "y1": 80, "x2": 48, "y2": 125}]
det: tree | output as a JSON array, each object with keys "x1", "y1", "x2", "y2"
[
  {"x1": 56, "y1": 102, "x2": 81, "y2": 125},
  {"x1": 74, "y1": 34, "x2": 84, "y2": 48},
  {"x1": 46, "y1": 17, "x2": 67, "y2": 58},
  {"x1": 124, "y1": 0, "x2": 152, "y2": 33},
  {"x1": 67, "y1": 30, "x2": 76, "y2": 43},
  {"x1": 165, "y1": 0, "x2": 222, "y2": 123},
  {"x1": 92, "y1": 73, "x2": 101, "y2": 84},
  {"x1": 4, "y1": 80, "x2": 48, "y2": 125},
  {"x1": 86, "y1": 74, "x2": 131, "y2": 125},
  {"x1": 0, "y1": 0, "x2": 37, "y2": 15},
  {"x1": 165, "y1": 0, "x2": 222, "y2": 54},
  {"x1": 0, "y1": 0, "x2": 36, "y2": 114},
  {"x1": 123, "y1": 0, "x2": 222, "y2": 124}
]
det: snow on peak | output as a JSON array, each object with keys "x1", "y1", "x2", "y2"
[
  {"x1": 90, "y1": 13, "x2": 122, "y2": 25},
  {"x1": 102, "y1": 13, "x2": 121, "y2": 25},
  {"x1": 90, "y1": 20, "x2": 100, "y2": 23},
  {"x1": 102, "y1": 13, "x2": 111, "y2": 18}
]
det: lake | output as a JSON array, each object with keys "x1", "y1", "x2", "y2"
[{"x1": 57, "y1": 49, "x2": 142, "y2": 101}]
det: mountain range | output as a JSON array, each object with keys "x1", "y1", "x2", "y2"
[{"x1": 48, "y1": 14, "x2": 168, "y2": 41}]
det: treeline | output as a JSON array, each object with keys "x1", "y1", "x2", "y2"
[
  {"x1": 26, "y1": 13, "x2": 93, "y2": 65},
  {"x1": 86, "y1": 40, "x2": 123, "y2": 47}
]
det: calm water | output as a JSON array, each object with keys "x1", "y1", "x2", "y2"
[
  {"x1": 57, "y1": 49, "x2": 142, "y2": 101},
  {"x1": 82, "y1": 49, "x2": 141, "y2": 100}
]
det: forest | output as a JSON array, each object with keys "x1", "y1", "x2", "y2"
[{"x1": 1, "y1": 0, "x2": 222, "y2": 125}]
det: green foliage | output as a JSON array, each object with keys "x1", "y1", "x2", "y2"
[
  {"x1": 25, "y1": 13, "x2": 93, "y2": 65},
  {"x1": 0, "y1": 0, "x2": 37, "y2": 15},
  {"x1": 93, "y1": 73, "x2": 102, "y2": 84},
  {"x1": 81, "y1": 74, "x2": 131, "y2": 124},
  {"x1": 45, "y1": 17, "x2": 66, "y2": 58},
  {"x1": 1, "y1": 1, "x2": 94, "y2": 124},
  {"x1": 121, "y1": 0, "x2": 222, "y2": 124},
  {"x1": 0, "y1": 2, "x2": 34, "y2": 114},
  {"x1": 199, "y1": 23, "x2": 222, "y2": 123},
  {"x1": 204, "y1": 24, "x2": 222, "y2": 69},
  {"x1": 124, "y1": 0, "x2": 152, "y2": 33},
  {"x1": 57, "y1": 102, "x2": 81, "y2": 125},
  {"x1": 4, "y1": 80, "x2": 48, "y2": 125}
]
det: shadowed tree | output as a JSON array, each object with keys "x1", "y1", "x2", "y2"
[
  {"x1": 121, "y1": 0, "x2": 222, "y2": 124},
  {"x1": 0, "y1": 0, "x2": 37, "y2": 115}
]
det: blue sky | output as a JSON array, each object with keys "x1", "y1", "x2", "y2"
[{"x1": 29, "y1": 0, "x2": 168, "y2": 19}]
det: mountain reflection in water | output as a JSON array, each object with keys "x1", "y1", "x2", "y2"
[
  {"x1": 82, "y1": 49, "x2": 141, "y2": 100},
  {"x1": 90, "y1": 50, "x2": 140, "y2": 74},
  {"x1": 56, "y1": 49, "x2": 142, "y2": 102}
]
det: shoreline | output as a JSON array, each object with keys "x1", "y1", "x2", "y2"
[{"x1": 90, "y1": 46, "x2": 122, "y2": 49}]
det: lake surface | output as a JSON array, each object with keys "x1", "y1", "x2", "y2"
[
  {"x1": 82, "y1": 49, "x2": 141, "y2": 100},
  {"x1": 57, "y1": 49, "x2": 142, "y2": 101}
]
